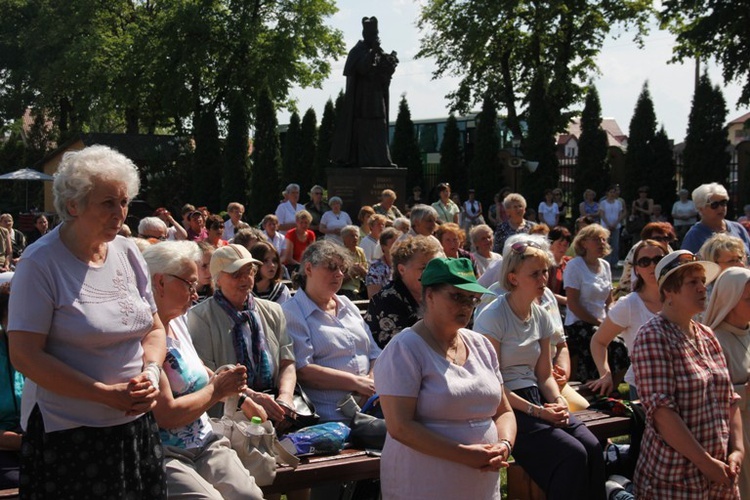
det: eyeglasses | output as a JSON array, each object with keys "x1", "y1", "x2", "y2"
[
  {"x1": 658, "y1": 253, "x2": 699, "y2": 281},
  {"x1": 717, "y1": 257, "x2": 746, "y2": 266},
  {"x1": 635, "y1": 255, "x2": 664, "y2": 268},
  {"x1": 708, "y1": 199, "x2": 728, "y2": 210},
  {"x1": 168, "y1": 274, "x2": 198, "y2": 294},
  {"x1": 511, "y1": 240, "x2": 544, "y2": 255},
  {"x1": 443, "y1": 291, "x2": 481, "y2": 307},
  {"x1": 230, "y1": 266, "x2": 257, "y2": 280},
  {"x1": 321, "y1": 261, "x2": 349, "y2": 274}
]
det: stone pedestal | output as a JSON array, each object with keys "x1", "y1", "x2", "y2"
[{"x1": 326, "y1": 167, "x2": 407, "y2": 214}]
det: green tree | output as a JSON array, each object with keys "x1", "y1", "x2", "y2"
[
  {"x1": 314, "y1": 99, "x2": 336, "y2": 187},
  {"x1": 222, "y1": 92, "x2": 250, "y2": 208},
  {"x1": 623, "y1": 82, "x2": 657, "y2": 203},
  {"x1": 417, "y1": 0, "x2": 651, "y2": 139},
  {"x1": 521, "y1": 73, "x2": 558, "y2": 205},
  {"x1": 471, "y1": 96, "x2": 502, "y2": 208},
  {"x1": 250, "y1": 88, "x2": 282, "y2": 223},
  {"x1": 575, "y1": 86, "x2": 610, "y2": 205},
  {"x1": 282, "y1": 112, "x2": 301, "y2": 185},
  {"x1": 192, "y1": 109, "x2": 223, "y2": 211},
  {"x1": 682, "y1": 73, "x2": 730, "y2": 191},
  {"x1": 439, "y1": 114, "x2": 463, "y2": 192},
  {"x1": 650, "y1": 126, "x2": 676, "y2": 208},
  {"x1": 391, "y1": 95, "x2": 423, "y2": 190},
  {"x1": 298, "y1": 107, "x2": 318, "y2": 192},
  {"x1": 659, "y1": 1, "x2": 750, "y2": 105}
]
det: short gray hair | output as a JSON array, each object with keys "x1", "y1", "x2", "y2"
[
  {"x1": 233, "y1": 227, "x2": 266, "y2": 249},
  {"x1": 138, "y1": 216, "x2": 167, "y2": 236},
  {"x1": 393, "y1": 217, "x2": 410, "y2": 232},
  {"x1": 503, "y1": 193, "x2": 527, "y2": 210},
  {"x1": 285, "y1": 183, "x2": 301, "y2": 195},
  {"x1": 329, "y1": 196, "x2": 343, "y2": 206},
  {"x1": 699, "y1": 233, "x2": 746, "y2": 264},
  {"x1": 469, "y1": 224, "x2": 493, "y2": 244},
  {"x1": 692, "y1": 182, "x2": 729, "y2": 210},
  {"x1": 340, "y1": 225, "x2": 360, "y2": 239},
  {"x1": 53, "y1": 145, "x2": 141, "y2": 221},
  {"x1": 292, "y1": 240, "x2": 353, "y2": 290},
  {"x1": 409, "y1": 204, "x2": 438, "y2": 225},
  {"x1": 142, "y1": 241, "x2": 201, "y2": 285}
]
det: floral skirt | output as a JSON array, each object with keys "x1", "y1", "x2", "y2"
[
  {"x1": 565, "y1": 321, "x2": 630, "y2": 385},
  {"x1": 19, "y1": 406, "x2": 165, "y2": 499}
]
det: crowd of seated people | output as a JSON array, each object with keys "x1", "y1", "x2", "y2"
[{"x1": 6, "y1": 150, "x2": 750, "y2": 500}]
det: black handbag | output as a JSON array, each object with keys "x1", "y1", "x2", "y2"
[
  {"x1": 348, "y1": 412, "x2": 386, "y2": 450},
  {"x1": 268, "y1": 384, "x2": 320, "y2": 431}
]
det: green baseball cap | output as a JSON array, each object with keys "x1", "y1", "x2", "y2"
[{"x1": 420, "y1": 257, "x2": 493, "y2": 294}]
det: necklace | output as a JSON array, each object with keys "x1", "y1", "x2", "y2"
[{"x1": 418, "y1": 321, "x2": 460, "y2": 364}]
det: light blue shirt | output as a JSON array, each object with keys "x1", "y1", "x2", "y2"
[{"x1": 282, "y1": 290, "x2": 381, "y2": 421}]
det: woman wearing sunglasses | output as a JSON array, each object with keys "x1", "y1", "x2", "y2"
[
  {"x1": 475, "y1": 234, "x2": 605, "y2": 500},
  {"x1": 682, "y1": 183, "x2": 750, "y2": 257},
  {"x1": 588, "y1": 239, "x2": 668, "y2": 399},
  {"x1": 375, "y1": 257, "x2": 515, "y2": 499},
  {"x1": 632, "y1": 250, "x2": 743, "y2": 498}
]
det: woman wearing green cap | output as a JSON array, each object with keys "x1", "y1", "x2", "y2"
[
  {"x1": 474, "y1": 234, "x2": 606, "y2": 499},
  {"x1": 374, "y1": 257, "x2": 516, "y2": 499}
]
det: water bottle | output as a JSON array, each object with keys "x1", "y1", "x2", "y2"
[{"x1": 247, "y1": 416, "x2": 266, "y2": 436}]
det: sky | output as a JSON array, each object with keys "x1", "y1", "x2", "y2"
[{"x1": 278, "y1": 0, "x2": 747, "y2": 144}]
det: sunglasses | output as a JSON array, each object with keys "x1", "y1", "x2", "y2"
[
  {"x1": 658, "y1": 253, "x2": 699, "y2": 281},
  {"x1": 511, "y1": 240, "x2": 544, "y2": 255},
  {"x1": 708, "y1": 199, "x2": 728, "y2": 210},
  {"x1": 635, "y1": 255, "x2": 664, "y2": 268},
  {"x1": 443, "y1": 291, "x2": 481, "y2": 307}
]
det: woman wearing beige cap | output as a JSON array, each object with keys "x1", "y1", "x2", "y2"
[
  {"x1": 188, "y1": 244, "x2": 297, "y2": 427},
  {"x1": 632, "y1": 250, "x2": 742, "y2": 499}
]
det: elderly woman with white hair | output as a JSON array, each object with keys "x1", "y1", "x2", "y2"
[
  {"x1": 319, "y1": 196, "x2": 353, "y2": 246},
  {"x1": 682, "y1": 182, "x2": 750, "y2": 256},
  {"x1": 492, "y1": 193, "x2": 537, "y2": 254},
  {"x1": 339, "y1": 225, "x2": 369, "y2": 300},
  {"x1": 470, "y1": 223, "x2": 502, "y2": 277},
  {"x1": 699, "y1": 233, "x2": 748, "y2": 272},
  {"x1": 138, "y1": 216, "x2": 169, "y2": 242},
  {"x1": 474, "y1": 234, "x2": 605, "y2": 499},
  {"x1": 276, "y1": 183, "x2": 304, "y2": 231},
  {"x1": 408, "y1": 204, "x2": 439, "y2": 238},
  {"x1": 8, "y1": 145, "x2": 167, "y2": 497},
  {"x1": 705, "y1": 266, "x2": 750, "y2": 499},
  {"x1": 143, "y1": 241, "x2": 264, "y2": 499},
  {"x1": 188, "y1": 244, "x2": 297, "y2": 425}
]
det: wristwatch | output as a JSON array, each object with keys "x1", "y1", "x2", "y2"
[{"x1": 237, "y1": 394, "x2": 247, "y2": 410}]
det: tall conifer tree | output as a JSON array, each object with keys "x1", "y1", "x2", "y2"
[{"x1": 250, "y1": 88, "x2": 282, "y2": 223}]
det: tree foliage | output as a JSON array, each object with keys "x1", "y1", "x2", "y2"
[
  {"x1": 439, "y1": 114, "x2": 463, "y2": 193},
  {"x1": 299, "y1": 107, "x2": 318, "y2": 193},
  {"x1": 623, "y1": 82, "x2": 657, "y2": 203},
  {"x1": 250, "y1": 88, "x2": 281, "y2": 223},
  {"x1": 521, "y1": 73, "x2": 558, "y2": 205},
  {"x1": 0, "y1": 0, "x2": 345, "y2": 135},
  {"x1": 471, "y1": 96, "x2": 502, "y2": 208},
  {"x1": 282, "y1": 112, "x2": 301, "y2": 185},
  {"x1": 222, "y1": 92, "x2": 250, "y2": 208},
  {"x1": 313, "y1": 98, "x2": 336, "y2": 187},
  {"x1": 659, "y1": 1, "x2": 750, "y2": 105},
  {"x1": 192, "y1": 110, "x2": 222, "y2": 210},
  {"x1": 650, "y1": 126, "x2": 676, "y2": 208},
  {"x1": 575, "y1": 86, "x2": 610, "y2": 204},
  {"x1": 682, "y1": 73, "x2": 730, "y2": 192},
  {"x1": 417, "y1": 0, "x2": 652, "y2": 138},
  {"x1": 391, "y1": 95, "x2": 423, "y2": 191}
]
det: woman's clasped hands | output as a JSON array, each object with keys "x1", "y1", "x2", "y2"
[
  {"x1": 460, "y1": 442, "x2": 511, "y2": 472},
  {"x1": 540, "y1": 402, "x2": 570, "y2": 427}
]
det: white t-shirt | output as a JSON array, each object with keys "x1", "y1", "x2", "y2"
[
  {"x1": 275, "y1": 200, "x2": 303, "y2": 227},
  {"x1": 9, "y1": 228, "x2": 157, "y2": 432},
  {"x1": 607, "y1": 292, "x2": 656, "y2": 386},
  {"x1": 359, "y1": 234, "x2": 383, "y2": 263},
  {"x1": 473, "y1": 251, "x2": 502, "y2": 278},
  {"x1": 320, "y1": 210, "x2": 352, "y2": 246},
  {"x1": 563, "y1": 257, "x2": 612, "y2": 326},
  {"x1": 599, "y1": 198, "x2": 623, "y2": 229},
  {"x1": 671, "y1": 200, "x2": 698, "y2": 227},
  {"x1": 263, "y1": 230, "x2": 286, "y2": 255},
  {"x1": 537, "y1": 202, "x2": 559, "y2": 227}
]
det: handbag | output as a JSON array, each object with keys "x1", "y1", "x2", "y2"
[
  {"x1": 266, "y1": 383, "x2": 320, "y2": 431},
  {"x1": 348, "y1": 412, "x2": 386, "y2": 450},
  {"x1": 211, "y1": 396, "x2": 300, "y2": 487}
]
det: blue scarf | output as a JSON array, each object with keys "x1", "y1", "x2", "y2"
[{"x1": 213, "y1": 290, "x2": 274, "y2": 390}]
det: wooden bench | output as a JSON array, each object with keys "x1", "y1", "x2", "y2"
[
  {"x1": 259, "y1": 409, "x2": 629, "y2": 498},
  {"x1": 507, "y1": 409, "x2": 632, "y2": 500},
  {"x1": 261, "y1": 448, "x2": 380, "y2": 495}
]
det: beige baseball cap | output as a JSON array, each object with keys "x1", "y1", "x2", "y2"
[{"x1": 210, "y1": 244, "x2": 262, "y2": 281}]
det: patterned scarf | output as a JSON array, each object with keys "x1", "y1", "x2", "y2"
[{"x1": 213, "y1": 290, "x2": 274, "y2": 390}]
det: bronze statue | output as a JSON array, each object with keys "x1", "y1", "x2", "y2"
[{"x1": 330, "y1": 16, "x2": 399, "y2": 168}]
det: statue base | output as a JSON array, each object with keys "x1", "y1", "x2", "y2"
[{"x1": 326, "y1": 166, "x2": 407, "y2": 215}]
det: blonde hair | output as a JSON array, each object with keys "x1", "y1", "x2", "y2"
[
  {"x1": 699, "y1": 233, "x2": 746, "y2": 264},
  {"x1": 499, "y1": 234, "x2": 553, "y2": 291},
  {"x1": 572, "y1": 224, "x2": 611, "y2": 257}
]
